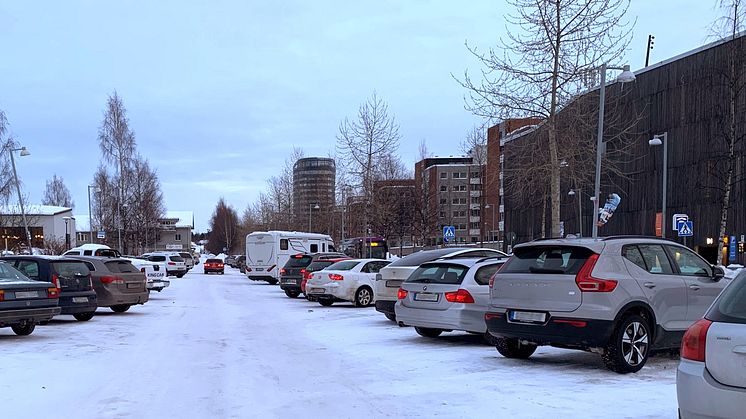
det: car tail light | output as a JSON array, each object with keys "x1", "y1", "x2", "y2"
[
  {"x1": 397, "y1": 288, "x2": 408, "y2": 300},
  {"x1": 575, "y1": 254, "x2": 617, "y2": 292},
  {"x1": 0, "y1": 290, "x2": 4, "y2": 301},
  {"x1": 293, "y1": 254, "x2": 304, "y2": 259},
  {"x1": 444, "y1": 289, "x2": 475, "y2": 303},
  {"x1": 328, "y1": 273, "x2": 344, "y2": 281},
  {"x1": 484, "y1": 312, "x2": 503, "y2": 320},
  {"x1": 681, "y1": 318, "x2": 712, "y2": 362},
  {"x1": 552, "y1": 319, "x2": 588, "y2": 328},
  {"x1": 246, "y1": 267, "x2": 252, "y2": 272},
  {"x1": 168, "y1": 261, "x2": 176, "y2": 266},
  {"x1": 50, "y1": 273, "x2": 62, "y2": 290},
  {"x1": 280, "y1": 268, "x2": 286, "y2": 275},
  {"x1": 47, "y1": 287, "x2": 60, "y2": 298},
  {"x1": 303, "y1": 271, "x2": 313, "y2": 280},
  {"x1": 101, "y1": 276, "x2": 125, "y2": 285}
]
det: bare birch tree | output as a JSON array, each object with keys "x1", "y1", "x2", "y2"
[
  {"x1": 458, "y1": 0, "x2": 633, "y2": 237},
  {"x1": 207, "y1": 198, "x2": 239, "y2": 254},
  {"x1": 42, "y1": 174, "x2": 74, "y2": 208}
]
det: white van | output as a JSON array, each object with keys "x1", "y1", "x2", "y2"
[
  {"x1": 245, "y1": 231, "x2": 336, "y2": 284},
  {"x1": 63, "y1": 244, "x2": 121, "y2": 257}
]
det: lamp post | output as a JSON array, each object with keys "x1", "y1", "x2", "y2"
[
  {"x1": 87, "y1": 185, "x2": 99, "y2": 244},
  {"x1": 649, "y1": 132, "x2": 668, "y2": 238},
  {"x1": 591, "y1": 63, "x2": 636, "y2": 238},
  {"x1": 308, "y1": 203, "x2": 319, "y2": 231},
  {"x1": 8, "y1": 145, "x2": 32, "y2": 249},
  {"x1": 568, "y1": 188, "x2": 583, "y2": 237},
  {"x1": 62, "y1": 216, "x2": 74, "y2": 250},
  {"x1": 484, "y1": 203, "x2": 496, "y2": 242}
]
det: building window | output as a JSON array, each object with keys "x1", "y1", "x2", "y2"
[
  {"x1": 452, "y1": 185, "x2": 467, "y2": 192},
  {"x1": 471, "y1": 171, "x2": 480, "y2": 178},
  {"x1": 471, "y1": 197, "x2": 480, "y2": 204},
  {"x1": 175, "y1": 233, "x2": 182, "y2": 241},
  {"x1": 471, "y1": 209, "x2": 481, "y2": 216},
  {"x1": 440, "y1": 185, "x2": 447, "y2": 192},
  {"x1": 470, "y1": 222, "x2": 480, "y2": 229},
  {"x1": 439, "y1": 211, "x2": 446, "y2": 218},
  {"x1": 472, "y1": 184, "x2": 482, "y2": 191},
  {"x1": 440, "y1": 198, "x2": 447, "y2": 205},
  {"x1": 440, "y1": 172, "x2": 447, "y2": 179}
]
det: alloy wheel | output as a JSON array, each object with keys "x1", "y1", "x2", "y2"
[{"x1": 621, "y1": 321, "x2": 648, "y2": 366}]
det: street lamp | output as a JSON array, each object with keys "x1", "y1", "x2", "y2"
[
  {"x1": 308, "y1": 203, "x2": 320, "y2": 231},
  {"x1": 592, "y1": 64, "x2": 636, "y2": 238},
  {"x1": 484, "y1": 203, "x2": 496, "y2": 242},
  {"x1": 649, "y1": 132, "x2": 668, "y2": 238},
  {"x1": 8, "y1": 145, "x2": 32, "y2": 249},
  {"x1": 568, "y1": 188, "x2": 583, "y2": 237},
  {"x1": 87, "y1": 185, "x2": 100, "y2": 244},
  {"x1": 62, "y1": 216, "x2": 74, "y2": 250}
]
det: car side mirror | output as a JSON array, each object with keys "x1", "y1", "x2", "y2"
[{"x1": 712, "y1": 266, "x2": 725, "y2": 282}]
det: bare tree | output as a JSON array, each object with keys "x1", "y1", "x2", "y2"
[
  {"x1": 458, "y1": 0, "x2": 633, "y2": 237},
  {"x1": 460, "y1": 126, "x2": 489, "y2": 243},
  {"x1": 207, "y1": 198, "x2": 240, "y2": 255},
  {"x1": 42, "y1": 174, "x2": 74, "y2": 208},
  {"x1": 0, "y1": 112, "x2": 19, "y2": 207},
  {"x1": 122, "y1": 157, "x2": 165, "y2": 254}
]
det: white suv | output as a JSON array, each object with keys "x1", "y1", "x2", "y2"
[{"x1": 143, "y1": 252, "x2": 187, "y2": 278}]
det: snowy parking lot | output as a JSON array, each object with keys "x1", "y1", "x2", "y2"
[{"x1": 2, "y1": 267, "x2": 680, "y2": 418}]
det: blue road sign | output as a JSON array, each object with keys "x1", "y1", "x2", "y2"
[
  {"x1": 729, "y1": 236, "x2": 737, "y2": 262},
  {"x1": 677, "y1": 221, "x2": 693, "y2": 237},
  {"x1": 443, "y1": 226, "x2": 456, "y2": 242},
  {"x1": 97, "y1": 230, "x2": 105, "y2": 239}
]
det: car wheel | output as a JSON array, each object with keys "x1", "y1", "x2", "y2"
[
  {"x1": 285, "y1": 290, "x2": 300, "y2": 298},
  {"x1": 11, "y1": 323, "x2": 35, "y2": 336},
  {"x1": 318, "y1": 299, "x2": 334, "y2": 307},
  {"x1": 354, "y1": 286, "x2": 373, "y2": 307},
  {"x1": 73, "y1": 312, "x2": 95, "y2": 321},
  {"x1": 177, "y1": 273, "x2": 186, "y2": 278},
  {"x1": 384, "y1": 313, "x2": 397, "y2": 322},
  {"x1": 267, "y1": 279, "x2": 278, "y2": 285},
  {"x1": 415, "y1": 327, "x2": 443, "y2": 338},
  {"x1": 603, "y1": 314, "x2": 651, "y2": 374},
  {"x1": 219, "y1": 271, "x2": 224, "y2": 275},
  {"x1": 495, "y1": 338, "x2": 538, "y2": 359},
  {"x1": 111, "y1": 304, "x2": 131, "y2": 313}
]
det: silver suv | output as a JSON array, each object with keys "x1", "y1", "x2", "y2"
[{"x1": 485, "y1": 236, "x2": 727, "y2": 373}]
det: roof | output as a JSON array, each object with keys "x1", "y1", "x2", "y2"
[
  {"x1": 162, "y1": 211, "x2": 194, "y2": 229},
  {"x1": 1, "y1": 205, "x2": 72, "y2": 216},
  {"x1": 73, "y1": 214, "x2": 91, "y2": 231}
]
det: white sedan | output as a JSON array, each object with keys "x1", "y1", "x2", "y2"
[
  {"x1": 306, "y1": 259, "x2": 391, "y2": 307},
  {"x1": 123, "y1": 257, "x2": 170, "y2": 292}
]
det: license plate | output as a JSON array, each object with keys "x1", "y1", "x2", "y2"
[
  {"x1": 308, "y1": 288, "x2": 324, "y2": 294},
  {"x1": 283, "y1": 279, "x2": 296, "y2": 284},
  {"x1": 15, "y1": 291, "x2": 38, "y2": 299},
  {"x1": 72, "y1": 297, "x2": 89, "y2": 303},
  {"x1": 151, "y1": 282, "x2": 163, "y2": 288},
  {"x1": 256, "y1": 268, "x2": 264, "y2": 271},
  {"x1": 386, "y1": 280, "x2": 403, "y2": 288},
  {"x1": 126, "y1": 283, "x2": 140, "y2": 289},
  {"x1": 509, "y1": 311, "x2": 547, "y2": 323},
  {"x1": 414, "y1": 292, "x2": 438, "y2": 302}
]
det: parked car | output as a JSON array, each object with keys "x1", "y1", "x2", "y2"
[
  {"x1": 143, "y1": 252, "x2": 187, "y2": 278},
  {"x1": 224, "y1": 255, "x2": 238, "y2": 268},
  {"x1": 67, "y1": 256, "x2": 149, "y2": 313},
  {"x1": 2, "y1": 256, "x2": 98, "y2": 321},
  {"x1": 0, "y1": 261, "x2": 61, "y2": 335},
  {"x1": 485, "y1": 237, "x2": 728, "y2": 373},
  {"x1": 236, "y1": 255, "x2": 246, "y2": 273},
  {"x1": 123, "y1": 257, "x2": 170, "y2": 292},
  {"x1": 300, "y1": 257, "x2": 351, "y2": 299},
  {"x1": 203, "y1": 258, "x2": 225, "y2": 274},
  {"x1": 396, "y1": 257, "x2": 505, "y2": 343},
  {"x1": 179, "y1": 252, "x2": 195, "y2": 270},
  {"x1": 63, "y1": 243, "x2": 120, "y2": 257},
  {"x1": 279, "y1": 252, "x2": 348, "y2": 298},
  {"x1": 306, "y1": 259, "x2": 391, "y2": 306},
  {"x1": 677, "y1": 270, "x2": 746, "y2": 418},
  {"x1": 374, "y1": 248, "x2": 508, "y2": 322}
]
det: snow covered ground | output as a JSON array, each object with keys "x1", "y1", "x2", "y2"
[{"x1": 0, "y1": 267, "x2": 680, "y2": 418}]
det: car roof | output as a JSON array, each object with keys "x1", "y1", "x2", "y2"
[
  {"x1": 1, "y1": 255, "x2": 81, "y2": 261},
  {"x1": 515, "y1": 236, "x2": 685, "y2": 253},
  {"x1": 419, "y1": 257, "x2": 506, "y2": 269},
  {"x1": 66, "y1": 255, "x2": 132, "y2": 263}
]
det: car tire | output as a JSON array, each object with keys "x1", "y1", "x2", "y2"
[
  {"x1": 415, "y1": 327, "x2": 443, "y2": 338},
  {"x1": 495, "y1": 338, "x2": 538, "y2": 359},
  {"x1": 603, "y1": 314, "x2": 651, "y2": 374},
  {"x1": 220, "y1": 271, "x2": 224, "y2": 275},
  {"x1": 73, "y1": 312, "x2": 95, "y2": 321},
  {"x1": 285, "y1": 290, "x2": 300, "y2": 298},
  {"x1": 318, "y1": 299, "x2": 334, "y2": 307},
  {"x1": 384, "y1": 313, "x2": 397, "y2": 322},
  {"x1": 354, "y1": 286, "x2": 373, "y2": 307},
  {"x1": 267, "y1": 279, "x2": 278, "y2": 285},
  {"x1": 11, "y1": 323, "x2": 35, "y2": 336},
  {"x1": 177, "y1": 273, "x2": 186, "y2": 278},
  {"x1": 111, "y1": 304, "x2": 131, "y2": 313}
]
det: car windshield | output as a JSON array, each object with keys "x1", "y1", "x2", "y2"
[
  {"x1": 325, "y1": 260, "x2": 360, "y2": 271},
  {"x1": 149, "y1": 255, "x2": 167, "y2": 262},
  {"x1": 406, "y1": 263, "x2": 469, "y2": 285},
  {"x1": 104, "y1": 261, "x2": 139, "y2": 273},
  {"x1": 306, "y1": 261, "x2": 335, "y2": 272},
  {"x1": 501, "y1": 246, "x2": 593, "y2": 275},
  {"x1": 0, "y1": 262, "x2": 32, "y2": 281},
  {"x1": 708, "y1": 272, "x2": 746, "y2": 324},
  {"x1": 285, "y1": 255, "x2": 313, "y2": 268},
  {"x1": 51, "y1": 261, "x2": 90, "y2": 278},
  {"x1": 206, "y1": 259, "x2": 222, "y2": 263},
  {"x1": 170, "y1": 256, "x2": 184, "y2": 262}
]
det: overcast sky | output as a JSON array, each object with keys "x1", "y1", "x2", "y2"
[{"x1": 0, "y1": 1, "x2": 725, "y2": 231}]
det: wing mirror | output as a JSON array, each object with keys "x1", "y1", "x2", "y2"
[{"x1": 712, "y1": 266, "x2": 725, "y2": 282}]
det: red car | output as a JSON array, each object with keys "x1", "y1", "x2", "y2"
[
  {"x1": 300, "y1": 258, "x2": 350, "y2": 299},
  {"x1": 203, "y1": 258, "x2": 224, "y2": 275}
]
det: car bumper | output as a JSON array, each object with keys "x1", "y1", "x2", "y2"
[
  {"x1": 306, "y1": 282, "x2": 354, "y2": 301},
  {"x1": 203, "y1": 269, "x2": 224, "y2": 273},
  {"x1": 280, "y1": 276, "x2": 303, "y2": 292},
  {"x1": 147, "y1": 280, "x2": 170, "y2": 290},
  {"x1": 485, "y1": 310, "x2": 614, "y2": 348},
  {"x1": 375, "y1": 300, "x2": 396, "y2": 317},
  {"x1": 98, "y1": 292, "x2": 149, "y2": 307},
  {"x1": 0, "y1": 306, "x2": 62, "y2": 326},
  {"x1": 59, "y1": 291, "x2": 98, "y2": 314},
  {"x1": 396, "y1": 302, "x2": 487, "y2": 333},
  {"x1": 677, "y1": 359, "x2": 746, "y2": 419}
]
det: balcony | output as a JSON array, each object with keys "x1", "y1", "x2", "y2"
[
  {"x1": 470, "y1": 191, "x2": 482, "y2": 198},
  {"x1": 469, "y1": 204, "x2": 480, "y2": 210},
  {"x1": 469, "y1": 216, "x2": 480, "y2": 222},
  {"x1": 469, "y1": 229, "x2": 481, "y2": 236},
  {"x1": 469, "y1": 178, "x2": 482, "y2": 185}
]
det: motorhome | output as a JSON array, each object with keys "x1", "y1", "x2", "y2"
[{"x1": 245, "y1": 231, "x2": 335, "y2": 284}]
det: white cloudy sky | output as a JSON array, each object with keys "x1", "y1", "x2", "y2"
[{"x1": 0, "y1": 1, "x2": 725, "y2": 231}]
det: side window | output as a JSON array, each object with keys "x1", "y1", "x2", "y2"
[
  {"x1": 637, "y1": 244, "x2": 674, "y2": 275},
  {"x1": 83, "y1": 262, "x2": 96, "y2": 271},
  {"x1": 622, "y1": 245, "x2": 648, "y2": 271},
  {"x1": 280, "y1": 239, "x2": 289, "y2": 250},
  {"x1": 667, "y1": 246, "x2": 712, "y2": 277},
  {"x1": 310, "y1": 244, "x2": 318, "y2": 253},
  {"x1": 16, "y1": 260, "x2": 40, "y2": 279},
  {"x1": 474, "y1": 264, "x2": 501, "y2": 285},
  {"x1": 84, "y1": 250, "x2": 92, "y2": 256},
  {"x1": 363, "y1": 262, "x2": 384, "y2": 274}
]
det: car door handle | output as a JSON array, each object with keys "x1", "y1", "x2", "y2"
[
  {"x1": 689, "y1": 284, "x2": 701, "y2": 290},
  {"x1": 643, "y1": 282, "x2": 656, "y2": 289},
  {"x1": 732, "y1": 346, "x2": 746, "y2": 355}
]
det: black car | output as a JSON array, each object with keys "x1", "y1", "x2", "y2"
[
  {"x1": 279, "y1": 253, "x2": 347, "y2": 298},
  {"x1": 0, "y1": 261, "x2": 61, "y2": 335},
  {"x1": 2, "y1": 256, "x2": 98, "y2": 321}
]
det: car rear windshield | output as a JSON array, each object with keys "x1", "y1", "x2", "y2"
[
  {"x1": 284, "y1": 255, "x2": 313, "y2": 268},
  {"x1": 306, "y1": 261, "x2": 334, "y2": 272},
  {"x1": 105, "y1": 261, "x2": 139, "y2": 273},
  {"x1": 149, "y1": 255, "x2": 167, "y2": 262},
  {"x1": 0, "y1": 262, "x2": 31, "y2": 281},
  {"x1": 170, "y1": 256, "x2": 184, "y2": 262},
  {"x1": 500, "y1": 246, "x2": 594, "y2": 275},
  {"x1": 387, "y1": 248, "x2": 470, "y2": 267},
  {"x1": 325, "y1": 260, "x2": 360, "y2": 271},
  {"x1": 206, "y1": 259, "x2": 222, "y2": 263},
  {"x1": 51, "y1": 261, "x2": 90, "y2": 278},
  {"x1": 707, "y1": 272, "x2": 746, "y2": 324},
  {"x1": 406, "y1": 263, "x2": 470, "y2": 285},
  {"x1": 179, "y1": 253, "x2": 192, "y2": 259}
]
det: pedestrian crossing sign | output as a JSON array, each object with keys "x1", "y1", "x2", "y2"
[
  {"x1": 677, "y1": 221, "x2": 693, "y2": 237},
  {"x1": 443, "y1": 226, "x2": 456, "y2": 242}
]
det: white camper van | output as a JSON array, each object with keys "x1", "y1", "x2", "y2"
[{"x1": 245, "y1": 231, "x2": 336, "y2": 284}]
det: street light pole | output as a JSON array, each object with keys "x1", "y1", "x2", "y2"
[
  {"x1": 87, "y1": 185, "x2": 97, "y2": 244},
  {"x1": 592, "y1": 64, "x2": 636, "y2": 238},
  {"x1": 568, "y1": 188, "x2": 583, "y2": 237},
  {"x1": 8, "y1": 146, "x2": 32, "y2": 249},
  {"x1": 649, "y1": 132, "x2": 668, "y2": 238}
]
